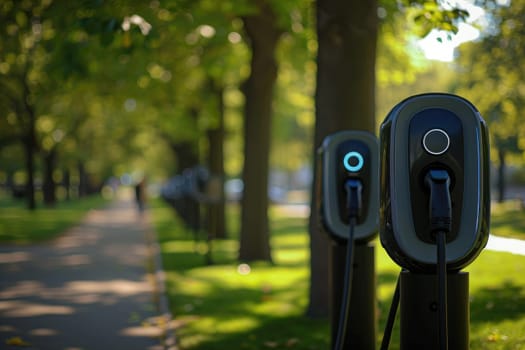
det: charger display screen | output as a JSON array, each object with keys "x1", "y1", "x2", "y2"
[
  {"x1": 409, "y1": 108, "x2": 464, "y2": 243},
  {"x1": 337, "y1": 141, "x2": 370, "y2": 225}
]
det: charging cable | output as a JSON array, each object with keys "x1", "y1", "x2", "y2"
[
  {"x1": 333, "y1": 179, "x2": 362, "y2": 350},
  {"x1": 380, "y1": 169, "x2": 452, "y2": 350},
  {"x1": 425, "y1": 169, "x2": 452, "y2": 350},
  {"x1": 379, "y1": 272, "x2": 401, "y2": 350}
]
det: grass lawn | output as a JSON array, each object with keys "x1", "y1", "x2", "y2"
[
  {"x1": 151, "y1": 198, "x2": 525, "y2": 350},
  {"x1": 491, "y1": 200, "x2": 525, "y2": 239},
  {"x1": 0, "y1": 194, "x2": 109, "y2": 244}
]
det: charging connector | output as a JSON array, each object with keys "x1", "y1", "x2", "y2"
[
  {"x1": 345, "y1": 179, "x2": 363, "y2": 221},
  {"x1": 425, "y1": 169, "x2": 452, "y2": 350},
  {"x1": 424, "y1": 169, "x2": 452, "y2": 236}
]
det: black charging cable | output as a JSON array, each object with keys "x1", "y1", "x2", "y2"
[
  {"x1": 437, "y1": 230, "x2": 448, "y2": 350},
  {"x1": 380, "y1": 169, "x2": 452, "y2": 350},
  {"x1": 333, "y1": 178, "x2": 362, "y2": 350},
  {"x1": 379, "y1": 272, "x2": 401, "y2": 350},
  {"x1": 425, "y1": 169, "x2": 452, "y2": 350}
]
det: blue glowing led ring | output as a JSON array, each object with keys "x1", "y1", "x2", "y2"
[{"x1": 343, "y1": 151, "x2": 364, "y2": 172}]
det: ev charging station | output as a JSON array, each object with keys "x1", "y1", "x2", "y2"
[
  {"x1": 317, "y1": 130, "x2": 379, "y2": 350},
  {"x1": 379, "y1": 93, "x2": 490, "y2": 349}
]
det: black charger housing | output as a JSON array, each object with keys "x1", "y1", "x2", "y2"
[
  {"x1": 379, "y1": 93, "x2": 490, "y2": 272},
  {"x1": 317, "y1": 130, "x2": 379, "y2": 243}
]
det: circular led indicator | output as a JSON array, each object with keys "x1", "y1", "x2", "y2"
[
  {"x1": 423, "y1": 129, "x2": 450, "y2": 155},
  {"x1": 343, "y1": 151, "x2": 364, "y2": 172}
]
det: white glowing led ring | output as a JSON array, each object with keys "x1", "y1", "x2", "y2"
[{"x1": 423, "y1": 128, "x2": 450, "y2": 155}]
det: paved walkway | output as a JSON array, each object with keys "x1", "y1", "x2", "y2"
[
  {"x1": 0, "y1": 195, "x2": 172, "y2": 350},
  {"x1": 486, "y1": 234, "x2": 525, "y2": 256}
]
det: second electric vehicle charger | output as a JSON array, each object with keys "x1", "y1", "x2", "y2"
[{"x1": 318, "y1": 130, "x2": 379, "y2": 350}]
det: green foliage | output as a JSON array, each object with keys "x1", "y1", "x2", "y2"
[
  {"x1": 272, "y1": 22, "x2": 316, "y2": 171},
  {"x1": 377, "y1": 7, "x2": 429, "y2": 88},
  {"x1": 376, "y1": 0, "x2": 489, "y2": 90},
  {"x1": 0, "y1": 0, "x2": 480, "y2": 191},
  {"x1": 0, "y1": 0, "x2": 162, "y2": 201},
  {"x1": 454, "y1": 0, "x2": 525, "y2": 163},
  {"x1": 404, "y1": 0, "x2": 469, "y2": 37}
]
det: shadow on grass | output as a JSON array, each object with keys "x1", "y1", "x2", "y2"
[
  {"x1": 165, "y1": 269, "x2": 329, "y2": 350},
  {"x1": 162, "y1": 251, "x2": 209, "y2": 270},
  {"x1": 490, "y1": 203, "x2": 525, "y2": 240},
  {"x1": 470, "y1": 280, "x2": 525, "y2": 325},
  {"x1": 270, "y1": 218, "x2": 308, "y2": 236},
  {"x1": 179, "y1": 314, "x2": 330, "y2": 350}
]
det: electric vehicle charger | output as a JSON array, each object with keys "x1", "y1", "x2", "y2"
[
  {"x1": 318, "y1": 130, "x2": 379, "y2": 242},
  {"x1": 379, "y1": 93, "x2": 490, "y2": 350},
  {"x1": 380, "y1": 93, "x2": 490, "y2": 272},
  {"x1": 318, "y1": 130, "x2": 378, "y2": 350}
]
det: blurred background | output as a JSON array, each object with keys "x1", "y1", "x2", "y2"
[{"x1": 2, "y1": 1, "x2": 525, "y2": 348}]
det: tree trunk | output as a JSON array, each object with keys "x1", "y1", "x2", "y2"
[
  {"x1": 497, "y1": 147, "x2": 506, "y2": 203},
  {"x1": 207, "y1": 82, "x2": 227, "y2": 239},
  {"x1": 6, "y1": 171, "x2": 14, "y2": 193},
  {"x1": 23, "y1": 122, "x2": 36, "y2": 210},
  {"x1": 22, "y1": 93, "x2": 37, "y2": 210},
  {"x1": 170, "y1": 141, "x2": 199, "y2": 172},
  {"x1": 78, "y1": 161, "x2": 88, "y2": 197},
  {"x1": 63, "y1": 168, "x2": 71, "y2": 200},
  {"x1": 307, "y1": 0, "x2": 378, "y2": 318},
  {"x1": 43, "y1": 148, "x2": 57, "y2": 206},
  {"x1": 238, "y1": 0, "x2": 283, "y2": 262},
  {"x1": 169, "y1": 140, "x2": 200, "y2": 231}
]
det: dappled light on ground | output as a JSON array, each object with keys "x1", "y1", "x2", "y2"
[
  {"x1": 0, "y1": 300, "x2": 75, "y2": 317},
  {"x1": 0, "y1": 198, "x2": 164, "y2": 350}
]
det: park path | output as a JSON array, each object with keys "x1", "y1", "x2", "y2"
[
  {"x1": 486, "y1": 234, "x2": 525, "y2": 256},
  {"x1": 0, "y1": 191, "x2": 173, "y2": 350}
]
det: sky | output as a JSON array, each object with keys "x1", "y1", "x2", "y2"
[
  {"x1": 418, "y1": 1, "x2": 485, "y2": 62},
  {"x1": 418, "y1": 22, "x2": 481, "y2": 61}
]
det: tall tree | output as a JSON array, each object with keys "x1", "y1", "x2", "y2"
[
  {"x1": 0, "y1": 0, "x2": 151, "y2": 207},
  {"x1": 307, "y1": 0, "x2": 378, "y2": 318},
  {"x1": 0, "y1": 1, "x2": 48, "y2": 209},
  {"x1": 238, "y1": 0, "x2": 284, "y2": 261},
  {"x1": 206, "y1": 80, "x2": 227, "y2": 239}
]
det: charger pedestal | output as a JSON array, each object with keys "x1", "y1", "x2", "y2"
[
  {"x1": 400, "y1": 270, "x2": 469, "y2": 350},
  {"x1": 331, "y1": 242, "x2": 376, "y2": 350}
]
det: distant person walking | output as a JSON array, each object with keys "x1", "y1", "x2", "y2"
[{"x1": 135, "y1": 178, "x2": 147, "y2": 213}]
